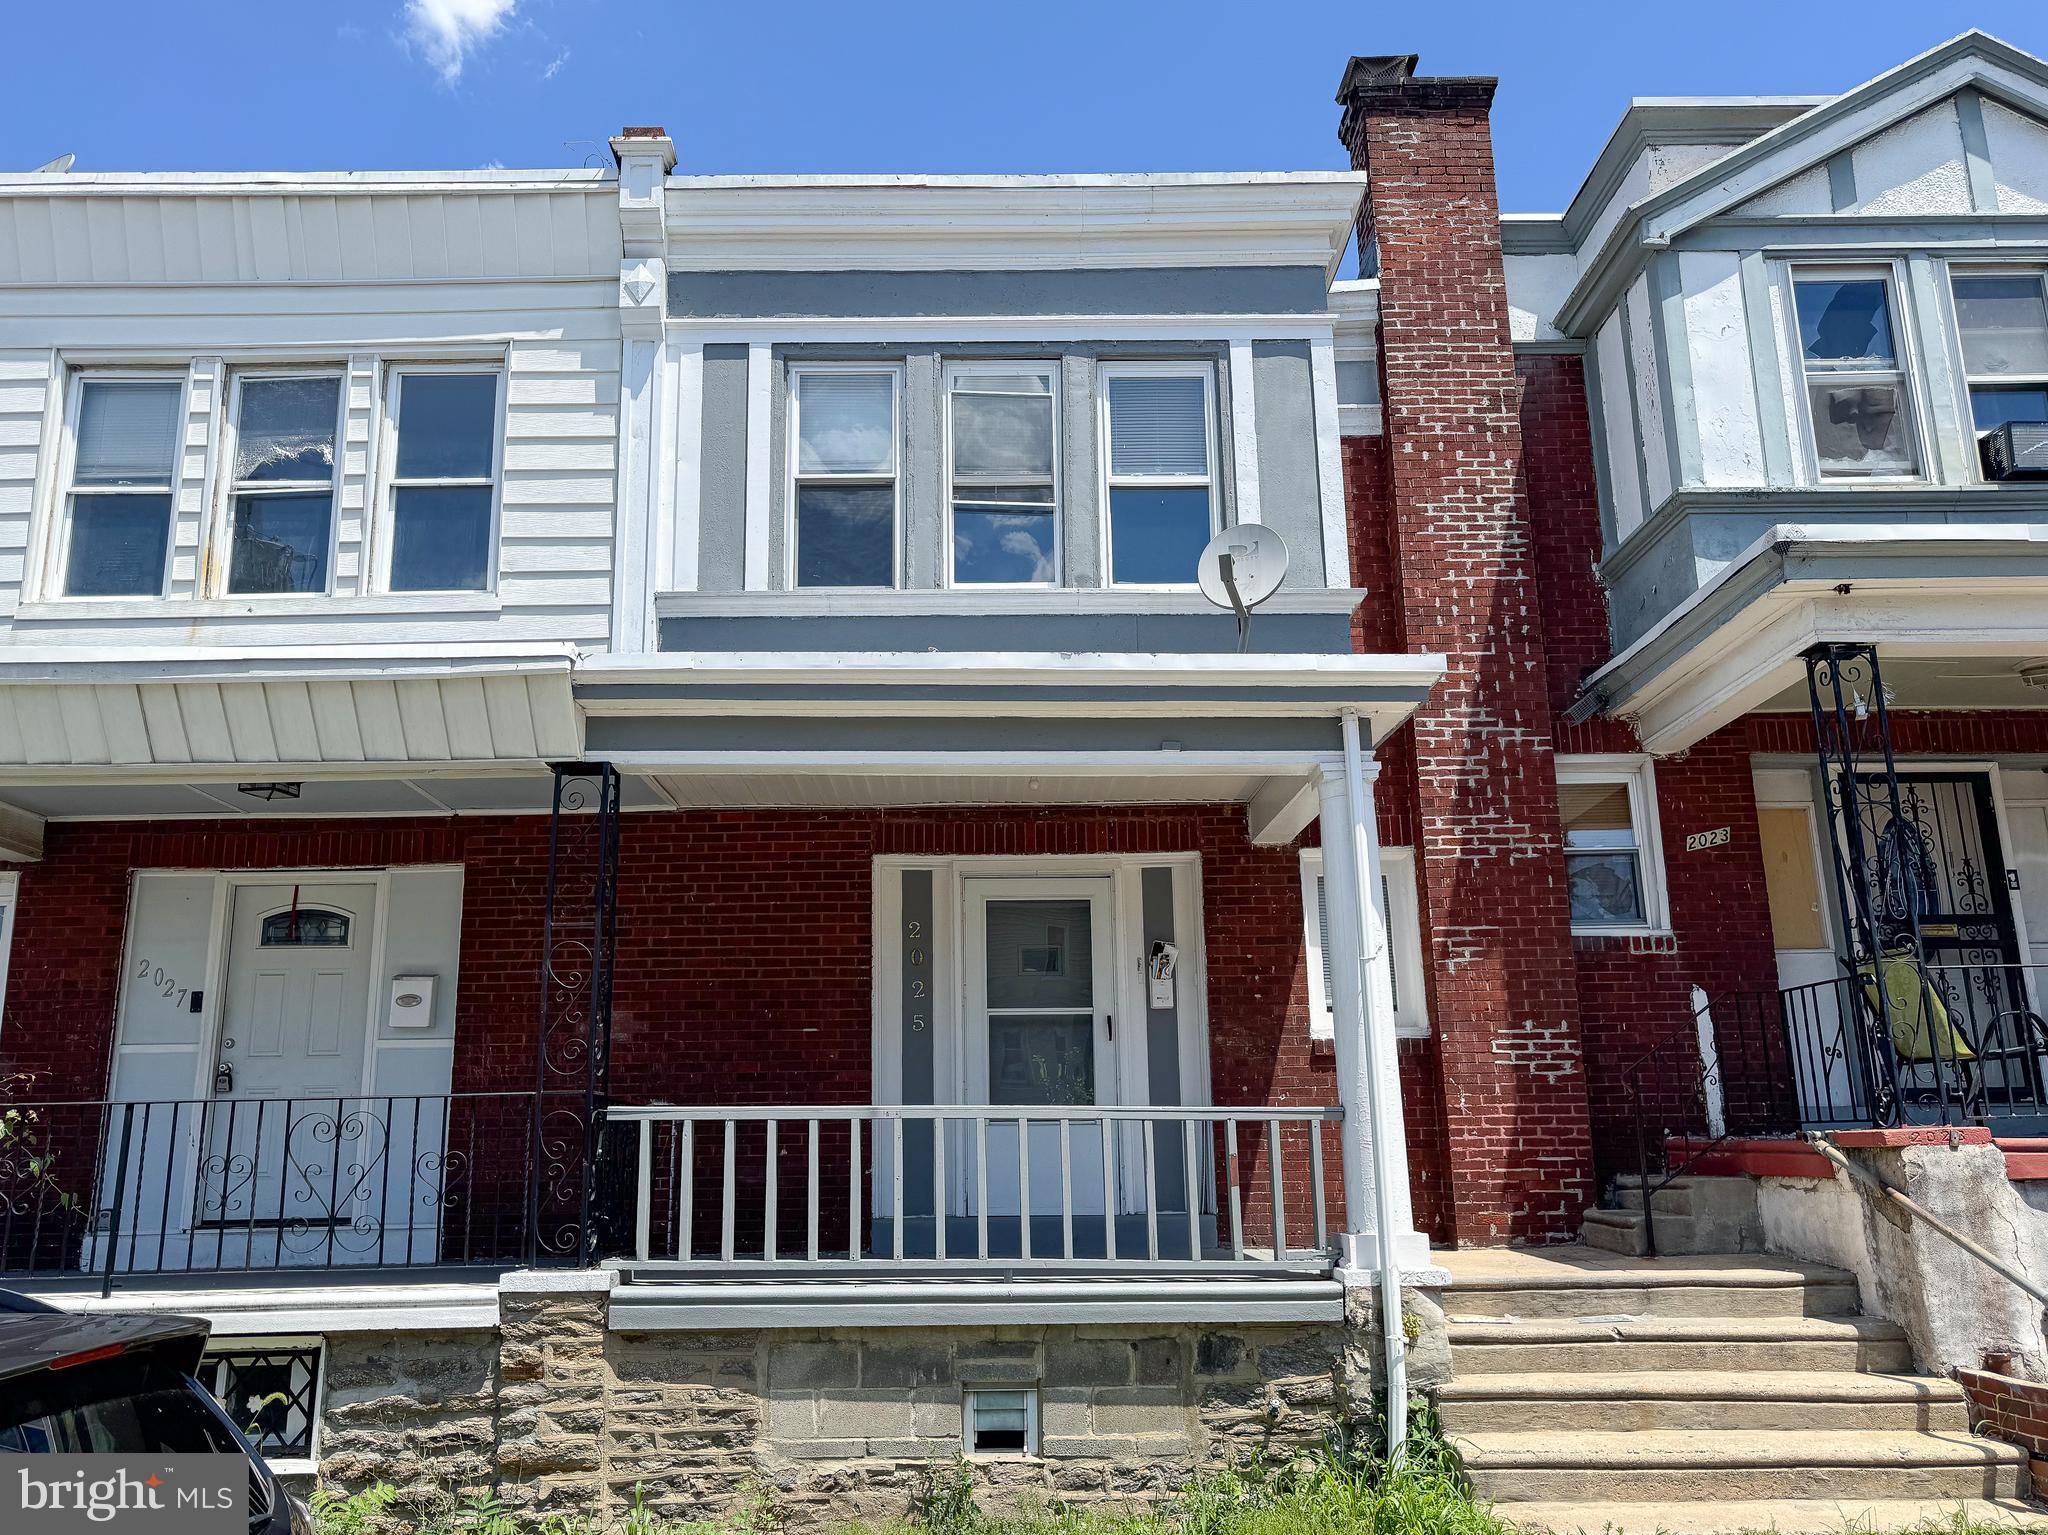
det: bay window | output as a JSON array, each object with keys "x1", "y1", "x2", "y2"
[
  {"x1": 60, "y1": 376, "x2": 182, "y2": 597},
  {"x1": 1951, "y1": 271, "x2": 2048, "y2": 461},
  {"x1": 946, "y1": 363, "x2": 1058, "y2": 586},
  {"x1": 1100, "y1": 364, "x2": 1217, "y2": 585},
  {"x1": 1793, "y1": 272, "x2": 1920, "y2": 479},
  {"x1": 790, "y1": 366, "x2": 899, "y2": 588}
]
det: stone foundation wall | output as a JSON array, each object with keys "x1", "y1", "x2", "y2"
[{"x1": 310, "y1": 1276, "x2": 1451, "y2": 1529}]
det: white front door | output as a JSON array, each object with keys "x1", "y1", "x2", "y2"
[
  {"x1": 198, "y1": 882, "x2": 377, "y2": 1253},
  {"x1": 961, "y1": 877, "x2": 1116, "y2": 1235}
]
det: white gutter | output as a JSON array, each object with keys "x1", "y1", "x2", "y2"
[
  {"x1": 1341, "y1": 707, "x2": 1407, "y2": 1459},
  {"x1": 577, "y1": 649, "x2": 1447, "y2": 690}
]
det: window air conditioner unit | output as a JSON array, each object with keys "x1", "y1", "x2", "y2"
[{"x1": 1984, "y1": 421, "x2": 2048, "y2": 480}]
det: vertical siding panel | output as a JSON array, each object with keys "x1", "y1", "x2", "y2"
[
  {"x1": 336, "y1": 197, "x2": 377, "y2": 281},
  {"x1": 407, "y1": 195, "x2": 448, "y2": 279}
]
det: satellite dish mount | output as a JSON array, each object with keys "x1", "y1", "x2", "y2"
[{"x1": 1197, "y1": 525, "x2": 1290, "y2": 653}]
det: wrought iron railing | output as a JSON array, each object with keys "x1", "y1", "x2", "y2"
[
  {"x1": 609, "y1": 1104, "x2": 1343, "y2": 1274},
  {"x1": 0, "y1": 1092, "x2": 543, "y2": 1293}
]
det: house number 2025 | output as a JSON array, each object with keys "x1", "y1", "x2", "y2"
[{"x1": 906, "y1": 918, "x2": 930, "y2": 1028}]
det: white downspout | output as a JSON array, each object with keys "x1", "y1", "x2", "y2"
[{"x1": 1341, "y1": 707, "x2": 1408, "y2": 1460}]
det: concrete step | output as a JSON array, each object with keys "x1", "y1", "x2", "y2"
[
  {"x1": 1583, "y1": 1209, "x2": 1650, "y2": 1255},
  {"x1": 1448, "y1": 1315, "x2": 1914, "y2": 1375},
  {"x1": 1443, "y1": 1276, "x2": 1861, "y2": 1320},
  {"x1": 1460, "y1": 1428, "x2": 2027, "y2": 1503},
  {"x1": 1503, "y1": 1497, "x2": 2048, "y2": 1534},
  {"x1": 1438, "y1": 1370, "x2": 1970, "y2": 1434}
]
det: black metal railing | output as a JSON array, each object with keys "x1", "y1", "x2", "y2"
[{"x1": 0, "y1": 1092, "x2": 545, "y2": 1294}]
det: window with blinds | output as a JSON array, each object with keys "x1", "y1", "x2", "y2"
[
  {"x1": 1301, "y1": 848, "x2": 1426, "y2": 1040},
  {"x1": 791, "y1": 367, "x2": 899, "y2": 587},
  {"x1": 1100, "y1": 365, "x2": 1215, "y2": 586},
  {"x1": 62, "y1": 376, "x2": 183, "y2": 597}
]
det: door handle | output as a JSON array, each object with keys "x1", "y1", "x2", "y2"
[{"x1": 1105, "y1": 1015, "x2": 1113, "y2": 1041}]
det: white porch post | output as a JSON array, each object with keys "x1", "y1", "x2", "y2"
[{"x1": 1316, "y1": 728, "x2": 1429, "y2": 1275}]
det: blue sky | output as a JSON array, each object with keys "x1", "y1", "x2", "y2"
[{"x1": 1, "y1": 1, "x2": 2040, "y2": 212}]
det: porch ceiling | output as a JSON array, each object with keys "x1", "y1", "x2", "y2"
[
  {"x1": 0, "y1": 770, "x2": 674, "y2": 821},
  {"x1": 1580, "y1": 524, "x2": 2048, "y2": 754}
]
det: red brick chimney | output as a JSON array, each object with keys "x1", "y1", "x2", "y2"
[{"x1": 1337, "y1": 55, "x2": 1595, "y2": 1245}]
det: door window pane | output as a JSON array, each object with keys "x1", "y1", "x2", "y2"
[
  {"x1": 391, "y1": 485, "x2": 494, "y2": 592},
  {"x1": 230, "y1": 492, "x2": 332, "y2": 594},
  {"x1": 795, "y1": 484, "x2": 894, "y2": 587},
  {"x1": 64, "y1": 494, "x2": 172, "y2": 596},
  {"x1": 985, "y1": 900, "x2": 1093, "y2": 1010},
  {"x1": 989, "y1": 1016, "x2": 1096, "y2": 1106},
  {"x1": 73, "y1": 380, "x2": 181, "y2": 487},
  {"x1": 394, "y1": 373, "x2": 497, "y2": 479},
  {"x1": 234, "y1": 377, "x2": 338, "y2": 482}
]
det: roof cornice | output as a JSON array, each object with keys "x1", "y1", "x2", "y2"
[{"x1": 662, "y1": 174, "x2": 1369, "y2": 279}]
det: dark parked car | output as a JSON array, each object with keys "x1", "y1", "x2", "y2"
[{"x1": 0, "y1": 1290, "x2": 307, "y2": 1534}]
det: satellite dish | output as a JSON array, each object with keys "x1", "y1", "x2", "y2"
[
  {"x1": 1197, "y1": 525, "x2": 1289, "y2": 652},
  {"x1": 32, "y1": 155, "x2": 74, "y2": 174}
]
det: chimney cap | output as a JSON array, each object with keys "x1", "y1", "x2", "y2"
[
  {"x1": 609, "y1": 128, "x2": 677, "y2": 173},
  {"x1": 619, "y1": 125, "x2": 669, "y2": 139},
  {"x1": 1335, "y1": 55, "x2": 1419, "y2": 102}
]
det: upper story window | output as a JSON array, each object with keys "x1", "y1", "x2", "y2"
[
  {"x1": 384, "y1": 369, "x2": 503, "y2": 593},
  {"x1": 1100, "y1": 363, "x2": 1217, "y2": 585},
  {"x1": 227, "y1": 373, "x2": 342, "y2": 595},
  {"x1": 1951, "y1": 272, "x2": 2048, "y2": 456},
  {"x1": 1793, "y1": 273, "x2": 1921, "y2": 480},
  {"x1": 60, "y1": 376, "x2": 182, "y2": 597},
  {"x1": 946, "y1": 364, "x2": 1059, "y2": 586},
  {"x1": 790, "y1": 366, "x2": 900, "y2": 588}
]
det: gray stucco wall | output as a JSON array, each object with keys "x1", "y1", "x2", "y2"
[
  {"x1": 697, "y1": 345, "x2": 751, "y2": 590},
  {"x1": 668, "y1": 266, "x2": 1331, "y2": 319},
  {"x1": 1250, "y1": 342, "x2": 1327, "y2": 587}
]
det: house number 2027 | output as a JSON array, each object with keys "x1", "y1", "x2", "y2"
[{"x1": 134, "y1": 957, "x2": 190, "y2": 1008}]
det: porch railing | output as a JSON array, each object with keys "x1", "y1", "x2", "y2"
[
  {"x1": 608, "y1": 1104, "x2": 1342, "y2": 1275},
  {"x1": 0, "y1": 1093, "x2": 543, "y2": 1293}
]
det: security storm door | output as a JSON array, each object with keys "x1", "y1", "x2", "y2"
[
  {"x1": 198, "y1": 882, "x2": 377, "y2": 1250},
  {"x1": 962, "y1": 877, "x2": 1117, "y2": 1235}
]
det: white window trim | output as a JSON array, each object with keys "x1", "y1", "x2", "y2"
[
  {"x1": 44, "y1": 368, "x2": 190, "y2": 602},
  {"x1": 210, "y1": 367, "x2": 347, "y2": 599},
  {"x1": 1299, "y1": 845, "x2": 1428, "y2": 1042},
  {"x1": 373, "y1": 363, "x2": 508, "y2": 596},
  {"x1": 1557, "y1": 753, "x2": 1672, "y2": 937},
  {"x1": 941, "y1": 359, "x2": 1062, "y2": 590},
  {"x1": 1946, "y1": 263, "x2": 2048, "y2": 477},
  {"x1": 963, "y1": 1385, "x2": 1039, "y2": 1457},
  {"x1": 1783, "y1": 260, "x2": 1931, "y2": 485},
  {"x1": 1095, "y1": 359, "x2": 1220, "y2": 590},
  {"x1": 785, "y1": 361, "x2": 905, "y2": 591}
]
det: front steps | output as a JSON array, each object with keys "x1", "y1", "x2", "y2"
[
  {"x1": 1436, "y1": 1246, "x2": 2047, "y2": 1533},
  {"x1": 1582, "y1": 1174, "x2": 1763, "y2": 1256}
]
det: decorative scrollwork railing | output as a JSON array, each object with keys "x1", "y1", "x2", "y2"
[{"x1": 0, "y1": 1092, "x2": 541, "y2": 1295}]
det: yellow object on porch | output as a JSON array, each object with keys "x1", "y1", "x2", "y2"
[{"x1": 1857, "y1": 953, "x2": 1975, "y2": 1064}]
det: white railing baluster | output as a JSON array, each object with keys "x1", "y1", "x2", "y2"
[
  {"x1": 847, "y1": 1117, "x2": 862, "y2": 1261},
  {"x1": 975, "y1": 1115, "x2": 989, "y2": 1261},
  {"x1": 1267, "y1": 1117, "x2": 1286, "y2": 1259},
  {"x1": 1142, "y1": 1119, "x2": 1158, "y2": 1261},
  {"x1": 933, "y1": 1112, "x2": 948, "y2": 1262},
  {"x1": 891, "y1": 1114, "x2": 905, "y2": 1262},
  {"x1": 807, "y1": 1118, "x2": 820, "y2": 1263},
  {"x1": 764, "y1": 1119, "x2": 778, "y2": 1263},
  {"x1": 1309, "y1": 1114, "x2": 1328, "y2": 1254},
  {"x1": 721, "y1": 1118, "x2": 737, "y2": 1264},
  {"x1": 634, "y1": 1118, "x2": 652, "y2": 1262},
  {"x1": 1182, "y1": 1117, "x2": 1200, "y2": 1262},
  {"x1": 1100, "y1": 1116, "x2": 1117, "y2": 1261},
  {"x1": 680, "y1": 1120, "x2": 694, "y2": 1262},
  {"x1": 1059, "y1": 1118, "x2": 1074, "y2": 1260},
  {"x1": 1017, "y1": 1117, "x2": 1033, "y2": 1260},
  {"x1": 1225, "y1": 1117, "x2": 1244, "y2": 1260}
]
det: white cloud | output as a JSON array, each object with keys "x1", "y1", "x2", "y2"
[
  {"x1": 404, "y1": 0, "x2": 517, "y2": 84},
  {"x1": 542, "y1": 48, "x2": 568, "y2": 80}
]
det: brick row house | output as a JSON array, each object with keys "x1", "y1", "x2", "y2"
[{"x1": 2, "y1": 27, "x2": 2047, "y2": 1518}]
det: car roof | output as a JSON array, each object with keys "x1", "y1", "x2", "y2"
[{"x1": 0, "y1": 1296, "x2": 210, "y2": 1384}]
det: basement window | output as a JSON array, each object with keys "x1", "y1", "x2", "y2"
[{"x1": 964, "y1": 1387, "x2": 1038, "y2": 1456}]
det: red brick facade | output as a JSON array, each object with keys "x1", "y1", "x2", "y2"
[
  {"x1": 1340, "y1": 68, "x2": 1595, "y2": 1243},
  {"x1": 0, "y1": 805, "x2": 1454, "y2": 1247}
]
